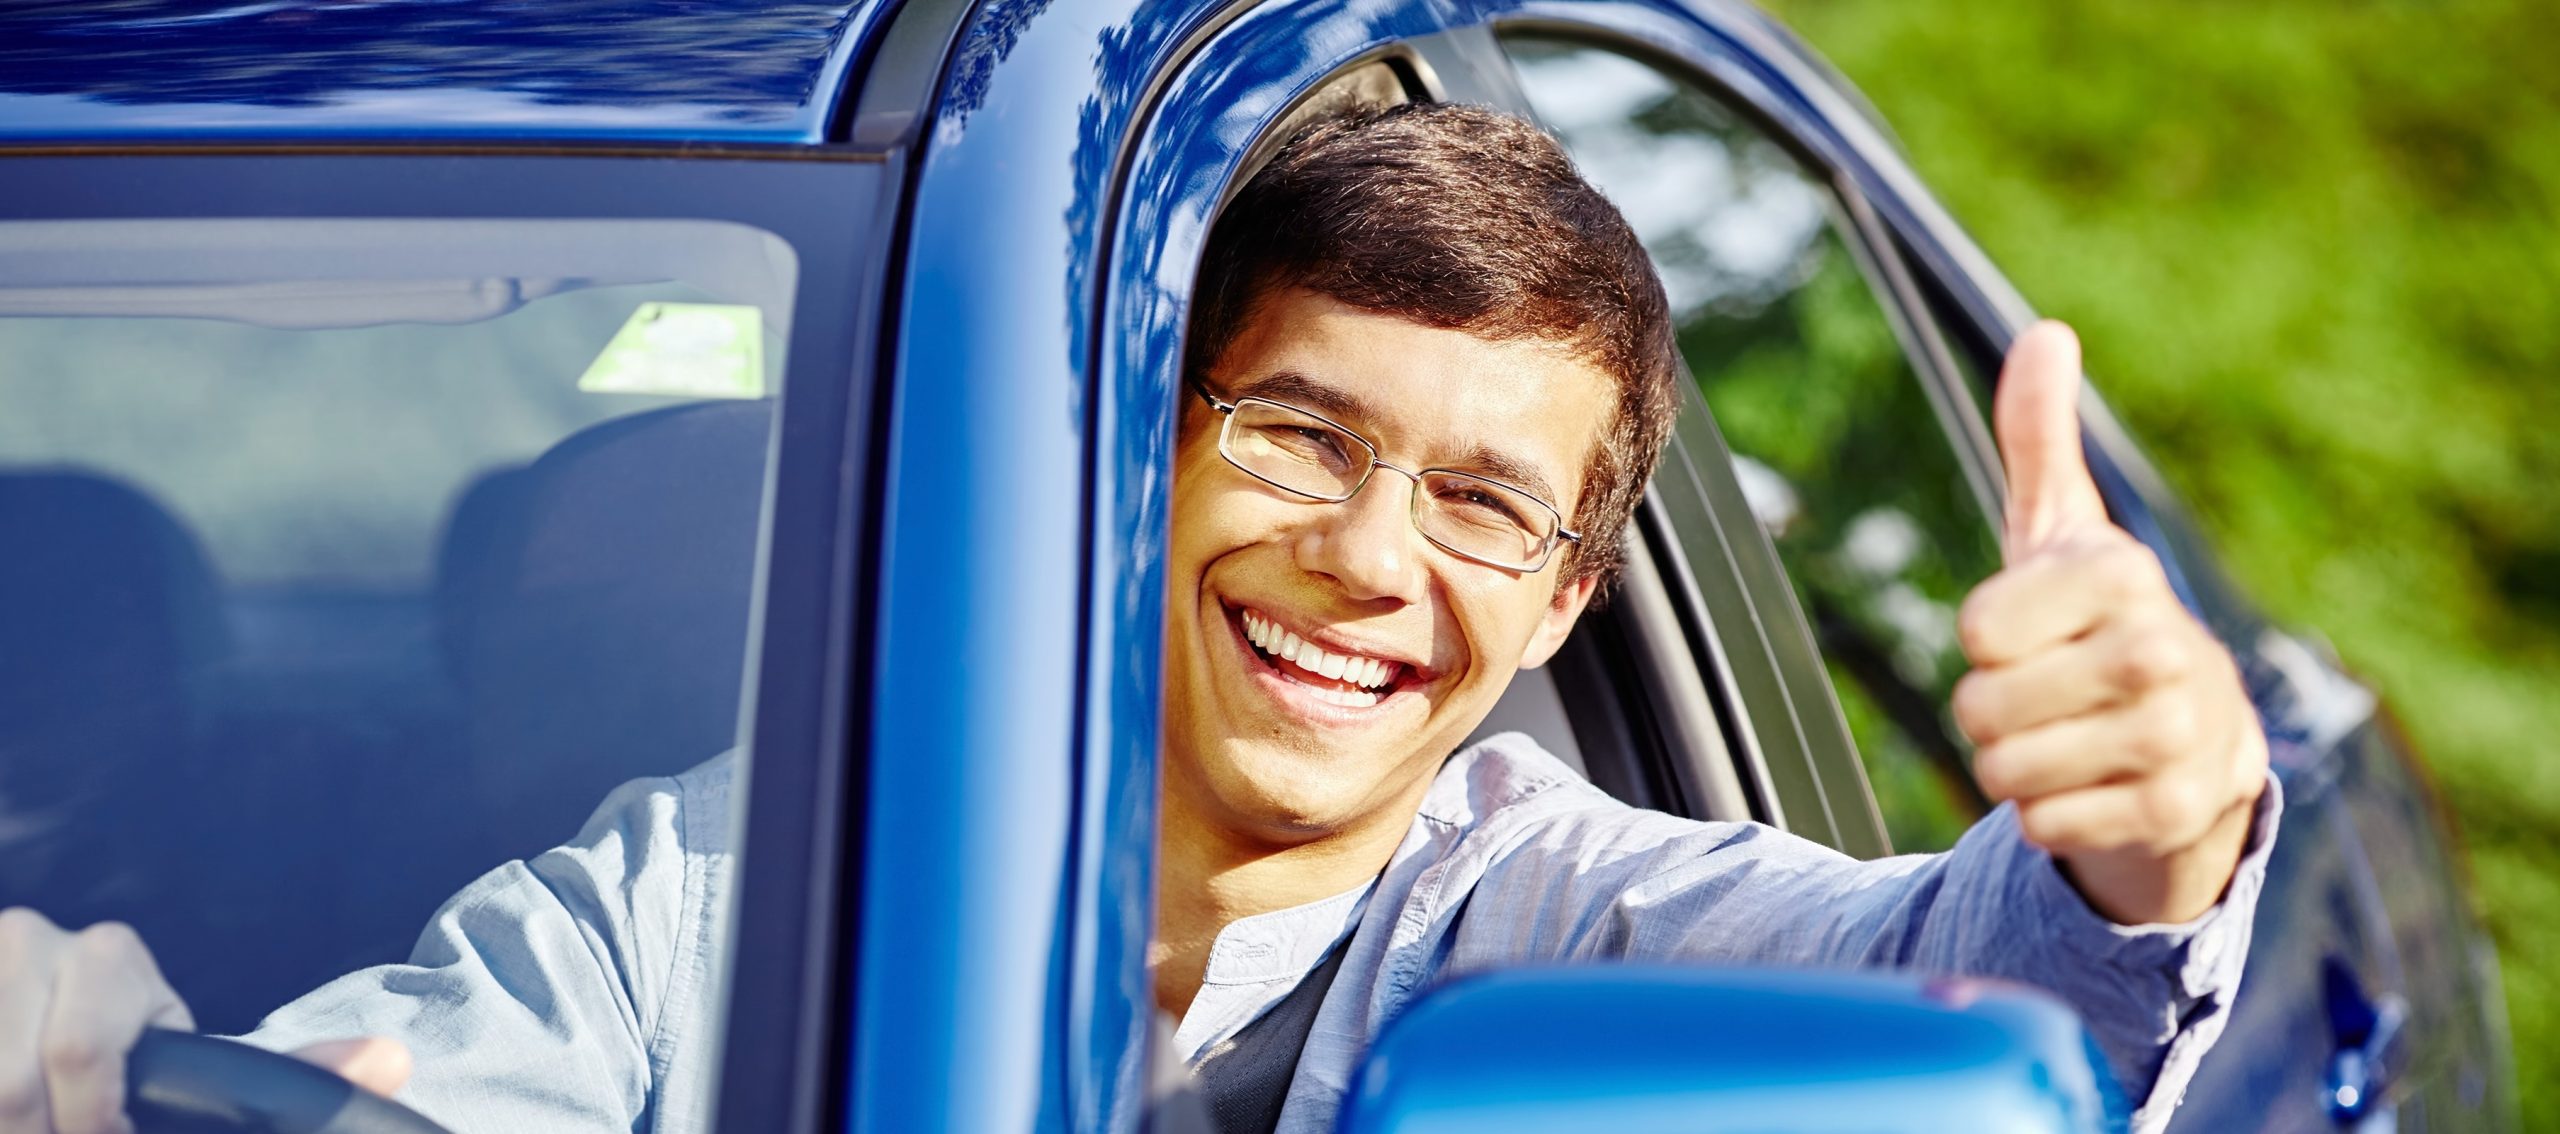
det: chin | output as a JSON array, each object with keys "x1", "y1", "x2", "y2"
[{"x1": 1186, "y1": 734, "x2": 1402, "y2": 843}]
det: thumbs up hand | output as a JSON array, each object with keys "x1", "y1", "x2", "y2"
[{"x1": 1951, "y1": 322, "x2": 2268, "y2": 925}]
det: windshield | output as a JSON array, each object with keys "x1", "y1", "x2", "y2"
[{"x1": 0, "y1": 215, "x2": 796, "y2": 1036}]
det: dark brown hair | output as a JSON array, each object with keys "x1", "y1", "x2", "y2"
[{"x1": 1188, "y1": 101, "x2": 1680, "y2": 589}]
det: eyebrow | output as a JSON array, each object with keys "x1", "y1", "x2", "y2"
[
  {"x1": 1232, "y1": 369, "x2": 1372, "y2": 424},
  {"x1": 1453, "y1": 446, "x2": 1564, "y2": 511},
  {"x1": 1229, "y1": 368, "x2": 1568, "y2": 509}
]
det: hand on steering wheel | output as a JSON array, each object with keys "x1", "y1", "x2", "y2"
[
  {"x1": 1, "y1": 909, "x2": 437, "y2": 1134},
  {"x1": 127, "y1": 1030, "x2": 451, "y2": 1134}
]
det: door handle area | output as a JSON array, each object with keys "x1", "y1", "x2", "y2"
[{"x1": 2323, "y1": 957, "x2": 2408, "y2": 1124}]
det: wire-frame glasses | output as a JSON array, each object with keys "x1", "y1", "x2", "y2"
[{"x1": 1194, "y1": 384, "x2": 1581, "y2": 572}]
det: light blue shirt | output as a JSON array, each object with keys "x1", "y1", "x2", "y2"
[{"x1": 243, "y1": 733, "x2": 2277, "y2": 1133}]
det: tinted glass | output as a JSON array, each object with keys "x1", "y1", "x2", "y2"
[
  {"x1": 0, "y1": 217, "x2": 794, "y2": 1032},
  {"x1": 1506, "y1": 38, "x2": 2002, "y2": 853}
]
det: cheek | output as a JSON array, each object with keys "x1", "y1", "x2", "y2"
[
  {"x1": 1170, "y1": 430, "x2": 1221, "y2": 517},
  {"x1": 1439, "y1": 577, "x2": 1546, "y2": 683},
  {"x1": 1169, "y1": 431, "x2": 1230, "y2": 552},
  {"x1": 1169, "y1": 434, "x2": 1286, "y2": 572}
]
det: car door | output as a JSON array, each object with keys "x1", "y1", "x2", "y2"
[
  {"x1": 895, "y1": 0, "x2": 2504, "y2": 1126},
  {"x1": 1874, "y1": 116, "x2": 2512, "y2": 1134},
  {"x1": 1488, "y1": 24, "x2": 2461, "y2": 1133},
  {"x1": 1891, "y1": 237, "x2": 2516, "y2": 1130}
]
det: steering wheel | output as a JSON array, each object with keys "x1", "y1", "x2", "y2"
[{"x1": 126, "y1": 1030, "x2": 453, "y2": 1134}]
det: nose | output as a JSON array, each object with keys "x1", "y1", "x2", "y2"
[{"x1": 1294, "y1": 466, "x2": 1427, "y2": 604}]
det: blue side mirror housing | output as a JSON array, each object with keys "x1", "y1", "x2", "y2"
[{"x1": 1337, "y1": 966, "x2": 2128, "y2": 1134}]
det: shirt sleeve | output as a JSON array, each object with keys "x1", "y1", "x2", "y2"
[
  {"x1": 1470, "y1": 770, "x2": 2283, "y2": 1131},
  {"x1": 234, "y1": 754, "x2": 732, "y2": 1134}
]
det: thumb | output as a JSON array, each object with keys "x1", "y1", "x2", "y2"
[
  {"x1": 291, "y1": 1036, "x2": 413, "y2": 1098},
  {"x1": 1994, "y1": 320, "x2": 2110, "y2": 557}
]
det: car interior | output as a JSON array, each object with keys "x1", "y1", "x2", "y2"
[
  {"x1": 0, "y1": 220, "x2": 795, "y2": 1034},
  {"x1": 0, "y1": 396, "x2": 775, "y2": 1033}
]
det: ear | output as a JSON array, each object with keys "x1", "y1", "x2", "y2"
[{"x1": 1516, "y1": 572, "x2": 1600, "y2": 670}]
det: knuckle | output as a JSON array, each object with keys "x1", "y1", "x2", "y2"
[
  {"x1": 69, "y1": 922, "x2": 141, "y2": 966},
  {"x1": 38, "y1": 1027, "x2": 107, "y2": 1082},
  {"x1": 0, "y1": 906, "x2": 58, "y2": 950},
  {"x1": 2140, "y1": 775, "x2": 2208, "y2": 841},
  {"x1": 2112, "y1": 624, "x2": 2192, "y2": 691},
  {"x1": 2157, "y1": 694, "x2": 2204, "y2": 752},
  {"x1": 1956, "y1": 588, "x2": 2004, "y2": 661},
  {"x1": 2131, "y1": 698, "x2": 2199, "y2": 764},
  {"x1": 1950, "y1": 674, "x2": 1999, "y2": 743},
  {"x1": 2097, "y1": 542, "x2": 2168, "y2": 599},
  {"x1": 1972, "y1": 744, "x2": 2016, "y2": 800},
  {"x1": 2012, "y1": 801, "x2": 2053, "y2": 846},
  {"x1": 2015, "y1": 801, "x2": 2074, "y2": 851}
]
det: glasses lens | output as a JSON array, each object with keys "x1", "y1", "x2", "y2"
[
  {"x1": 1416, "y1": 471, "x2": 1555, "y2": 569},
  {"x1": 1223, "y1": 399, "x2": 1372, "y2": 499}
]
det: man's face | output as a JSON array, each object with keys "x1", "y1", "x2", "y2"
[{"x1": 1162, "y1": 287, "x2": 1614, "y2": 849}]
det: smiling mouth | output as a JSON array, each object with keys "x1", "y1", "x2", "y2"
[{"x1": 1229, "y1": 604, "x2": 1409, "y2": 710}]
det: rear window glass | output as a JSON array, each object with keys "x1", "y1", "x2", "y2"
[{"x1": 0, "y1": 217, "x2": 794, "y2": 1034}]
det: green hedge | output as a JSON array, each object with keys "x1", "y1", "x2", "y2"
[{"x1": 1760, "y1": 0, "x2": 2560, "y2": 1123}]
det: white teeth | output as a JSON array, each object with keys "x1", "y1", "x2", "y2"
[{"x1": 1237, "y1": 607, "x2": 1401, "y2": 691}]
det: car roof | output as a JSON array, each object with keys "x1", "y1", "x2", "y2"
[{"x1": 0, "y1": 1, "x2": 902, "y2": 146}]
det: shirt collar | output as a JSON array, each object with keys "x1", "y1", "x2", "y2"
[{"x1": 1200, "y1": 877, "x2": 1374, "y2": 987}]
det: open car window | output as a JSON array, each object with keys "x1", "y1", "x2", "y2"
[
  {"x1": 1503, "y1": 36, "x2": 2004, "y2": 854},
  {"x1": 0, "y1": 216, "x2": 794, "y2": 1034}
]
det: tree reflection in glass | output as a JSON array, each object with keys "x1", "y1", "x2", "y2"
[{"x1": 1510, "y1": 38, "x2": 2003, "y2": 854}]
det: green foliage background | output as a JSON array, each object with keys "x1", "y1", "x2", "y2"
[{"x1": 1758, "y1": 0, "x2": 2560, "y2": 1119}]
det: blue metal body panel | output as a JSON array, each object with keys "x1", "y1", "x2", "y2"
[
  {"x1": 0, "y1": 1, "x2": 886, "y2": 144},
  {"x1": 1337, "y1": 967, "x2": 2123, "y2": 1134}
]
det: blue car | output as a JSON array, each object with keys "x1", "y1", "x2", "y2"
[{"x1": 0, "y1": 1, "x2": 2514, "y2": 1131}]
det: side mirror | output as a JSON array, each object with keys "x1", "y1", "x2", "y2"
[{"x1": 1337, "y1": 966, "x2": 2127, "y2": 1134}]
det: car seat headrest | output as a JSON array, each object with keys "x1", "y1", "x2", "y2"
[
  {"x1": 0, "y1": 470, "x2": 223, "y2": 907},
  {"x1": 443, "y1": 401, "x2": 772, "y2": 856}
]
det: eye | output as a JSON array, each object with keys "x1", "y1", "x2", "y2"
[
  {"x1": 1435, "y1": 480, "x2": 1533, "y2": 528},
  {"x1": 1253, "y1": 422, "x2": 1354, "y2": 467},
  {"x1": 1285, "y1": 425, "x2": 1343, "y2": 452}
]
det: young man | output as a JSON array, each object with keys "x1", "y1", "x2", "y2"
[{"x1": 0, "y1": 104, "x2": 2273, "y2": 1134}]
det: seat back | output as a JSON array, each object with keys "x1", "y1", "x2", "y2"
[
  {"x1": 1465, "y1": 661, "x2": 1589, "y2": 778},
  {"x1": 441, "y1": 400, "x2": 773, "y2": 862},
  {"x1": 0, "y1": 471, "x2": 223, "y2": 920}
]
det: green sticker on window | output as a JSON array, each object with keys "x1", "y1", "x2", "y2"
[{"x1": 578, "y1": 302, "x2": 766, "y2": 399}]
